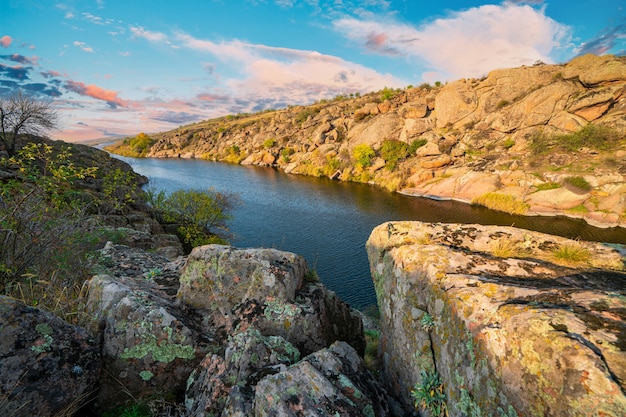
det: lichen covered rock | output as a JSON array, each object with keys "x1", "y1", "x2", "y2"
[
  {"x1": 366, "y1": 221, "x2": 626, "y2": 416},
  {"x1": 255, "y1": 341, "x2": 390, "y2": 417},
  {"x1": 0, "y1": 296, "x2": 100, "y2": 416},
  {"x1": 86, "y1": 272, "x2": 203, "y2": 411}
]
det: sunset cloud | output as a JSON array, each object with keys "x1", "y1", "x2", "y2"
[
  {"x1": 0, "y1": 35, "x2": 12, "y2": 48},
  {"x1": 174, "y1": 31, "x2": 402, "y2": 105},
  {"x1": 1, "y1": 53, "x2": 38, "y2": 65},
  {"x1": 334, "y1": 3, "x2": 570, "y2": 80},
  {"x1": 64, "y1": 80, "x2": 129, "y2": 108}
]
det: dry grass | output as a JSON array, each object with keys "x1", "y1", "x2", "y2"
[
  {"x1": 490, "y1": 238, "x2": 524, "y2": 258},
  {"x1": 5, "y1": 272, "x2": 90, "y2": 327},
  {"x1": 472, "y1": 192, "x2": 530, "y2": 215},
  {"x1": 551, "y1": 241, "x2": 591, "y2": 266}
]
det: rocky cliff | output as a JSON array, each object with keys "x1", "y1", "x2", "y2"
[
  {"x1": 366, "y1": 221, "x2": 626, "y2": 416},
  {"x1": 121, "y1": 54, "x2": 626, "y2": 228}
]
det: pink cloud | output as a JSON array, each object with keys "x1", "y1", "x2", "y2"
[
  {"x1": 0, "y1": 35, "x2": 12, "y2": 48},
  {"x1": 64, "y1": 80, "x2": 129, "y2": 108},
  {"x1": 334, "y1": 3, "x2": 570, "y2": 80}
]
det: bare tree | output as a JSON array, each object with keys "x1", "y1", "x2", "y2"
[{"x1": 0, "y1": 91, "x2": 59, "y2": 156}]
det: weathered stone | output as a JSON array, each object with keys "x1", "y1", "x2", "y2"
[
  {"x1": 255, "y1": 341, "x2": 391, "y2": 417},
  {"x1": 435, "y1": 79, "x2": 477, "y2": 128},
  {"x1": 177, "y1": 245, "x2": 365, "y2": 357},
  {"x1": 562, "y1": 54, "x2": 626, "y2": 85},
  {"x1": 185, "y1": 327, "x2": 298, "y2": 416},
  {"x1": 0, "y1": 296, "x2": 100, "y2": 417},
  {"x1": 367, "y1": 221, "x2": 626, "y2": 417},
  {"x1": 86, "y1": 273, "x2": 202, "y2": 411}
]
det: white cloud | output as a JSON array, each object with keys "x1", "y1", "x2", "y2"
[
  {"x1": 334, "y1": 3, "x2": 571, "y2": 80},
  {"x1": 73, "y1": 40, "x2": 94, "y2": 53},
  {"x1": 174, "y1": 31, "x2": 403, "y2": 105},
  {"x1": 130, "y1": 26, "x2": 167, "y2": 42}
]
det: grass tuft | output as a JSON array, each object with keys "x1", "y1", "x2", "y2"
[
  {"x1": 472, "y1": 192, "x2": 530, "y2": 215},
  {"x1": 551, "y1": 241, "x2": 591, "y2": 265}
]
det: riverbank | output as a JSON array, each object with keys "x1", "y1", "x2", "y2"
[{"x1": 106, "y1": 54, "x2": 626, "y2": 231}]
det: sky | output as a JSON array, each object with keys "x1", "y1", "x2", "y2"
[{"x1": 1, "y1": 1, "x2": 625, "y2": 142}]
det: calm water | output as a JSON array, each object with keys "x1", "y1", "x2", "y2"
[{"x1": 115, "y1": 156, "x2": 626, "y2": 309}]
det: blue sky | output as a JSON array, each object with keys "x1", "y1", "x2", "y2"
[{"x1": 1, "y1": 0, "x2": 624, "y2": 141}]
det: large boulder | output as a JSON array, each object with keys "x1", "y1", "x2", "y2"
[
  {"x1": 0, "y1": 296, "x2": 100, "y2": 416},
  {"x1": 177, "y1": 245, "x2": 365, "y2": 356},
  {"x1": 86, "y1": 274, "x2": 203, "y2": 411},
  {"x1": 366, "y1": 221, "x2": 626, "y2": 416}
]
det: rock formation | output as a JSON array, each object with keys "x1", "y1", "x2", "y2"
[
  {"x1": 0, "y1": 296, "x2": 101, "y2": 416},
  {"x1": 83, "y1": 242, "x2": 383, "y2": 416},
  {"x1": 120, "y1": 54, "x2": 626, "y2": 228},
  {"x1": 366, "y1": 221, "x2": 626, "y2": 416}
]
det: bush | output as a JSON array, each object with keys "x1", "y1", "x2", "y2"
[
  {"x1": 352, "y1": 144, "x2": 375, "y2": 168},
  {"x1": 380, "y1": 140, "x2": 409, "y2": 171},
  {"x1": 146, "y1": 187, "x2": 239, "y2": 252},
  {"x1": 263, "y1": 138, "x2": 276, "y2": 149},
  {"x1": 409, "y1": 139, "x2": 428, "y2": 154},
  {"x1": 0, "y1": 142, "x2": 117, "y2": 322},
  {"x1": 530, "y1": 124, "x2": 622, "y2": 155}
]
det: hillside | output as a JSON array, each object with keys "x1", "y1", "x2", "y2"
[{"x1": 106, "y1": 54, "x2": 626, "y2": 228}]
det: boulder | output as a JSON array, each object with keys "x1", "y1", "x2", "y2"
[
  {"x1": 86, "y1": 273, "x2": 203, "y2": 411},
  {"x1": 562, "y1": 54, "x2": 626, "y2": 85},
  {"x1": 177, "y1": 245, "x2": 365, "y2": 356},
  {"x1": 255, "y1": 341, "x2": 391, "y2": 417},
  {"x1": 0, "y1": 296, "x2": 100, "y2": 416},
  {"x1": 367, "y1": 221, "x2": 626, "y2": 416},
  {"x1": 185, "y1": 327, "x2": 300, "y2": 416}
]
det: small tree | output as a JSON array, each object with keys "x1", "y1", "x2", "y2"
[
  {"x1": 146, "y1": 187, "x2": 239, "y2": 252},
  {"x1": 0, "y1": 91, "x2": 59, "y2": 156}
]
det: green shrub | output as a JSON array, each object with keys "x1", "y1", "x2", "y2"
[
  {"x1": 263, "y1": 138, "x2": 276, "y2": 149},
  {"x1": 281, "y1": 147, "x2": 295, "y2": 163},
  {"x1": 295, "y1": 107, "x2": 320, "y2": 124},
  {"x1": 563, "y1": 176, "x2": 592, "y2": 191},
  {"x1": 380, "y1": 87, "x2": 398, "y2": 101},
  {"x1": 530, "y1": 124, "x2": 622, "y2": 156},
  {"x1": 502, "y1": 138, "x2": 515, "y2": 149},
  {"x1": 146, "y1": 188, "x2": 239, "y2": 253},
  {"x1": 534, "y1": 182, "x2": 561, "y2": 191},
  {"x1": 409, "y1": 139, "x2": 428, "y2": 154},
  {"x1": 352, "y1": 144, "x2": 375, "y2": 168},
  {"x1": 380, "y1": 140, "x2": 409, "y2": 171}
]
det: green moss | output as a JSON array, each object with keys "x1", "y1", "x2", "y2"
[{"x1": 139, "y1": 370, "x2": 154, "y2": 381}]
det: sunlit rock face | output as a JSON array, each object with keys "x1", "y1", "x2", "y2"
[{"x1": 367, "y1": 221, "x2": 626, "y2": 416}]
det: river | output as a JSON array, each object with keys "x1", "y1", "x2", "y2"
[{"x1": 114, "y1": 156, "x2": 626, "y2": 309}]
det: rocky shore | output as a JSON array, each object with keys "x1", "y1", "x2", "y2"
[
  {"x1": 110, "y1": 54, "x2": 626, "y2": 229},
  {"x1": 1, "y1": 217, "x2": 624, "y2": 416}
]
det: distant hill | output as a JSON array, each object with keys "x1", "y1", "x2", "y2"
[{"x1": 106, "y1": 54, "x2": 626, "y2": 228}]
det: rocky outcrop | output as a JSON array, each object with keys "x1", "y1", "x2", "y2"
[
  {"x1": 84, "y1": 242, "x2": 379, "y2": 415},
  {"x1": 366, "y1": 221, "x2": 626, "y2": 416},
  {"x1": 132, "y1": 54, "x2": 626, "y2": 228},
  {"x1": 0, "y1": 296, "x2": 101, "y2": 416}
]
